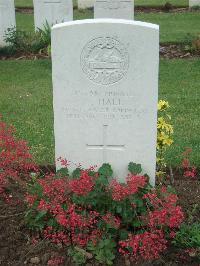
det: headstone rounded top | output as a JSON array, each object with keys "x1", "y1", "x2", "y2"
[{"x1": 52, "y1": 19, "x2": 159, "y2": 31}]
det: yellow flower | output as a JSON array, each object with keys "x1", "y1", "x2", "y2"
[
  {"x1": 157, "y1": 117, "x2": 174, "y2": 134},
  {"x1": 157, "y1": 131, "x2": 173, "y2": 146},
  {"x1": 158, "y1": 100, "x2": 169, "y2": 111},
  {"x1": 156, "y1": 171, "x2": 166, "y2": 178}
]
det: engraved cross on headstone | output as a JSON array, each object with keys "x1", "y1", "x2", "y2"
[{"x1": 87, "y1": 125, "x2": 125, "y2": 162}]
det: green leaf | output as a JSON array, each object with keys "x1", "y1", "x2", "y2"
[
  {"x1": 128, "y1": 162, "x2": 142, "y2": 175},
  {"x1": 35, "y1": 210, "x2": 47, "y2": 221},
  {"x1": 134, "y1": 198, "x2": 144, "y2": 208},
  {"x1": 98, "y1": 163, "x2": 113, "y2": 177},
  {"x1": 116, "y1": 205, "x2": 122, "y2": 213},
  {"x1": 57, "y1": 167, "x2": 69, "y2": 176},
  {"x1": 72, "y1": 168, "x2": 81, "y2": 178},
  {"x1": 119, "y1": 229, "x2": 129, "y2": 240},
  {"x1": 132, "y1": 220, "x2": 142, "y2": 227}
]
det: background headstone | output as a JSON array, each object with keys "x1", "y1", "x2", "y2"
[
  {"x1": 52, "y1": 19, "x2": 159, "y2": 185},
  {"x1": 33, "y1": 0, "x2": 73, "y2": 31},
  {"x1": 0, "y1": 0, "x2": 16, "y2": 47},
  {"x1": 94, "y1": 0, "x2": 134, "y2": 20},
  {"x1": 189, "y1": 0, "x2": 200, "y2": 6},
  {"x1": 78, "y1": 0, "x2": 94, "y2": 9}
]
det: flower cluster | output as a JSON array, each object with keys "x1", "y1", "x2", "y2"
[
  {"x1": 157, "y1": 100, "x2": 173, "y2": 180},
  {"x1": 47, "y1": 256, "x2": 65, "y2": 266},
  {"x1": 0, "y1": 116, "x2": 37, "y2": 200},
  {"x1": 144, "y1": 187, "x2": 184, "y2": 230},
  {"x1": 69, "y1": 170, "x2": 95, "y2": 196},
  {"x1": 102, "y1": 212, "x2": 121, "y2": 229},
  {"x1": 26, "y1": 163, "x2": 184, "y2": 264},
  {"x1": 119, "y1": 230, "x2": 167, "y2": 260},
  {"x1": 109, "y1": 175, "x2": 147, "y2": 201},
  {"x1": 181, "y1": 148, "x2": 197, "y2": 179}
]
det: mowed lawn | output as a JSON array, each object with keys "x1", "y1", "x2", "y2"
[
  {"x1": 16, "y1": 11, "x2": 200, "y2": 43},
  {"x1": 14, "y1": 0, "x2": 188, "y2": 8},
  {"x1": 0, "y1": 59, "x2": 200, "y2": 166}
]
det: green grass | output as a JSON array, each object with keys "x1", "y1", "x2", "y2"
[
  {"x1": 16, "y1": 13, "x2": 34, "y2": 32},
  {"x1": 160, "y1": 59, "x2": 200, "y2": 166},
  {"x1": 0, "y1": 59, "x2": 200, "y2": 166},
  {"x1": 0, "y1": 60, "x2": 54, "y2": 165},
  {"x1": 135, "y1": 0, "x2": 188, "y2": 6},
  {"x1": 136, "y1": 12, "x2": 200, "y2": 43},
  {"x1": 15, "y1": 0, "x2": 33, "y2": 8},
  {"x1": 16, "y1": 11, "x2": 200, "y2": 44},
  {"x1": 14, "y1": 0, "x2": 188, "y2": 8}
]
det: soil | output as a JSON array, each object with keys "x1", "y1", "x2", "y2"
[
  {"x1": 15, "y1": 6, "x2": 200, "y2": 14},
  {"x1": 0, "y1": 171, "x2": 200, "y2": 266},
  {"x1": 0, "y1": 44, "x2": 198, "y2": 61}
]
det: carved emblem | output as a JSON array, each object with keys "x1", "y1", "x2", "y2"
[{"x1": 81, "y1": 37, "x2": 129, "y2": 85}]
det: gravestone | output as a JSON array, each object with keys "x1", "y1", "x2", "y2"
[
  {"x1": 52, "y1": 19, "x2": 159, "y2": 184},
  {"x1": 78, "y1": 0, "x2": 94, "y2": 9},
  {"x1": 189, "y1": 0, "x2": 200, "y2": 6},
  {"x1": 33, "y1": 0, "x2": 73, "y2": 31},
  {"x1": 94, "y1": 0, "x2": 134, "y2": 19},
  {"x1": 0, "y1": 0, "x2": 16, "y2": 47}
]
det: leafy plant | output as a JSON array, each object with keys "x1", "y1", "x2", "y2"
[
  {"x1": 0, "y1": 115, "x2": 37, "y2": 202},
  {"x1": 173, "y1": 223, "x2": 200, "y2": 249},
  {"x1": 25, "y1": 162, "x2": 184, "y2": 265},
  {"x1": 183, "y1": 33, "x2": 200, "y2": 55},
  {"x1": 87, "y1": 238, "x2": 116, "y2": 265},
  {"x1": 2, "y1": 26, "x2": 51, "y2": 55}
]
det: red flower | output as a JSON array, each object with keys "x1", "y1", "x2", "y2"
[{"x1": 69, "y1": 170, "x2": 95, "y2": 196}]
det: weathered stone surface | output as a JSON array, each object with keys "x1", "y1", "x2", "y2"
[
  {"x1": 33, "y1": 0, "x2": 73, "y2": 31},
  {"x1": 189, "y1": 0, "x2": 200, "y2": 7},
  {"x1": 94, "y1": 0, "x2": 134, "y2": 19},
  {"x1": 0, "y1": 0, "x2": 16, "y2": 47},
  {"x1": 52, "y1": 19, "x2": 159, "y2": 184}
]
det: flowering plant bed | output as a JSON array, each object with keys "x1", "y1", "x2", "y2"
[
  {"x1": 24, "y1": 161, "x2": 185, "y2": 265},
  {"x1": 0, "y1": 117, "x2": 199, "y2": 265},
  {"x1": 0, "y1": 171, "x2": 199, "y2": 266}
]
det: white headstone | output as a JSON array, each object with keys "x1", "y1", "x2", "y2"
[
  {"x1": 0, "y1": 0, "x2": 16, "y2": 47},
  {"x1": 33, "y1": 0, "x2": 73, "y2": 31},
  {"x1": 78, "y1": 0, "x2": 94, "y2": 9},
  {"x1": 94, "y1": 0, "x2": 134, "y2": 20},
  {"x1": 52, "y1": 19, "x2": 159, "y2": 185},
  {"x1": 189, "y1": 0, "x2": 200, "y2": 6}
]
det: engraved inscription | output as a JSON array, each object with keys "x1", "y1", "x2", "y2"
[
  {"x1": 44, "y1": 0, "x2": 61, "y2": 3},
  {"x1": 97, "y1": 0, "x2": 131, "y2": 10},
  {"x1": 62, "y1": 89, "x2": 148, "y2": 121},
  {"x1": 81, "y1": 37, "x2": 129, "y2": 85}
]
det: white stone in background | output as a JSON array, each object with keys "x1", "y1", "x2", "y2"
[
  {"x1": 0, "y1": 0, "x2": 16, "y2": 47},
  {"x1": 189, "y1": 0, "x2": 200, "y2": 6},
  {"x1": 94, "y1": 0, "x2": 134, "y2": 20},
  {"x1": 33, "y1": 0, "x2": 73, "y2": 31},
  {"x1": 78, "y1": 0, "x2": 94, "y2": 9},
  {"x1": 52, "y1": 19, "x2": 159, "y2": 185}
]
